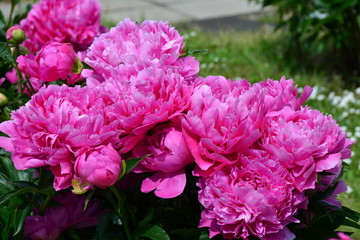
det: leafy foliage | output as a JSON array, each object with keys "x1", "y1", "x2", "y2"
[{"x1": 252, "y1": 0, "x2": 360, "y2": 76}]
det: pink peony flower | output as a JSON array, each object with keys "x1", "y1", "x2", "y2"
[
  {"x1": 132, "y1": 120, "x2": 194, "y2": 198},
  {"x1": 17, "y1": 42, "x2": 76, "y2": 83},
  {"x1": 98, "y1": 64, "x2": 194, "y2": 154},
  {"x1": 74, "y1": 144, "x2": 121, "y2": 188},
  {"x1": 329, "y1": 232, "x2": 353, "y2": 240},
  {"x1": 0, "y1": 77, "x2": 5, "y2": 86},
  {"x1": 82, "y1": 18, "x2": 198, "y2": 87},
  {"x1": 24, "y1": 191, "x2": 103, "y2": 240},
  {"x1": 20, "y1": 0, "x2": 103, "y2": 52},
  {"x1": 182, "y1": 76, "x2": 263, "y2": 177},
  {"x1": 198, "y1": 150, "x2": 307, "y2": 240},
  {"x1": 261, "y1": 106, "x2": 353, "y2": 191},
  {"x1": 0, "y1": 85, "x2": 121, "y2": 190},
  {"x1": 251, "y1": 77, "x2": 312, "y2": 114}
]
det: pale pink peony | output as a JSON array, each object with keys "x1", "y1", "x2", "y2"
[
  {"x1": 198, "y1": 150, "x2": 307, "y2": 240},
  {"x1": 251, "y1": 77, "x2": 312, "y2": 114},
  {"x1": 24, "y1": 191, "x2": 103, "y2": 240},
  {"x1": 261, "y1": 106, "x2": 353, "y2": 191},
  {"x1": 74, "y1": 144, "x2": 121, "y2": 188},
  {"x1": 329, "y1": 232, "x2": 353, "y2": 240},
  {"x1": 98, "y1": 64, "x2": 194, "y2": 154},
  {"x1": 182, "y1": 76, "x2": 264, "y2": 177},
  {"x1": 17, "y1": 42, "x2": 76, "y2": 83},
  {"x1": 20, "y1": 0, "x2": 102, "y2": 53},
  {"x1": 132, "y1": 120, "x2": 194, "y2": 198},
  {"x1": 82, "y1": 18, "x2": 198, "y2": 87},
  {"x1": 0, "y1": 85, "x2": 121, "y2": 190}
]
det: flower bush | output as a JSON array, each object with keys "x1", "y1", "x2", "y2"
[{"x1": 0, "y1": 0, "x2": 359, "y2": 240}]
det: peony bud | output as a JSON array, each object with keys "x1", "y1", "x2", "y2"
[
  {"x1": 6, "y1": 25, "x2": 25, "y2": 42},
  {"x1": 18, "y1": 45, "x2": 31, "y2": 55},
  {"x1": 17, "y1": 42, "x2": 76, "y2": 82},
  {"x1": 72, "y1": 56, "x2": 84, "y2": 74},
  {"x1": 0, "y1": 93, "x2": 8, "y2": 107},
  {"x1": 74, "y1": 144, "x2": 121, "y2": 188},
  {"x1": 11, "y1": 29, "x2": 26, "y2": 43}
]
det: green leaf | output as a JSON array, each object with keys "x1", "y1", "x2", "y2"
[
  {"x1": 0, "y1": 187, "x2": 44, "y2": 204},
  {"x1": 125, "y1": 155, "x2": 149, "y2": 175},
  {"x1": 342, "y1": 218, "x2": 360, "y2": 230},
  {"x1": 189, "y1": 49, "x2": 208, "y2": 55},
  {"x1": 83, "y1": 189, "x2": 96, "y2": 212},
  {"x1": 11, "y1": 0, "x2": 20, "y2": 6},
  {"x1": 0, "y1": 42, "x2": 14, "y2": 64},
  {"x1": 142, "y1": 225, "x2": 170, "y2": 240},
  {"x1": 95, "y1": 212, "x2": 112, "y2": 240},
  {"x1": 199, "y1": 231, "x2": 210, "y2": 240},
  {"x1": 341, "y1": 206, "x2": 360, "y2": 222},
  {"x1": 13, "y1": 202, "x2": 32, "y2": 236},
  {"x1": 134, "y1": 209, "x2": 155, "y2": 239},
  {"x1": 11, "y1": 181, "x2": 38, "y2": 189},
  {"x1": 0, "y1": 10, "x2": 5, "y2": 24}
]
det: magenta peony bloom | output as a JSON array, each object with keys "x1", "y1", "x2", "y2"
[
  {"x1": 82, "y1": 18, "x2": 198, "y2": 87},
  {"x1": 261, "y1": 106, "x2": 353, "y2": 191},
  {"x1": 182, "y1": 75, "x2": 263, "y2": 177},
  {"x1": 198, "y1": 150, "x2": 307, "y2": 240},
  {"x1": 24, "y1": 191, "x2": 103, "y2": 240},
  {"x1": 0, "y1": 85, "x2": 121, "y2": 190},
  {"x1": 20, "y1": 0, "x2": 102, "y2": 52},
  {"x1": 74, "y1": 144, "x2": 121, "y2": 188},
  {"x1": 132, "y1": 120, "x2": 194, "y2": 198},
  {"x1": 98, "y1": 64, "x2": 194, "y2": 154},
  {"x1": 17, "y1": 42, "x2": 76, "y2": 83},
  {"x1": 329, "y1": 232, "x2": 353, "y2": 240}
]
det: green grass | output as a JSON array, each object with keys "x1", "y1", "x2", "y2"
[{"x1": 178, "y1": 26, "x2": 360, "y2": 239}]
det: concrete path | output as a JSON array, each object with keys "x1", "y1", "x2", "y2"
[
  {"x1": 0, "y1": 0, "x2": 267, "y2": 24},
  {"x1": 101, "y1": 0, "x2": 266, "y2": 24}
]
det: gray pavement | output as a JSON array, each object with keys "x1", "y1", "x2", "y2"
[
  {"x1": 101, "y1": 0, "x2": 267, "y2": 24},
  {"x1": 0, "y1": 0, "x2": 269, "y2": 25}
]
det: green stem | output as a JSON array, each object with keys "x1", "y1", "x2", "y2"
[
  {"x1": 25, "y1": 75, "x2": 36, "y2": 95},
  {"x1": 12, "y1": 45, "x2": 26, "y2": 95},
  {"x1": 109, "y1": 185, "x2": 131, "y2": 240},
  {"x1": 6, "y1": 1, "x2": 15, "y2": 29},
  {"x1": 2, "y1": 108, "x2": 10, "y2": 120},
  {"x1": 39, "y1": 189, "x2": 53, "y2": 216}
]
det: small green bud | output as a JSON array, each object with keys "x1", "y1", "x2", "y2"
[
  {"x1": 12, "y1": 29, "x2": 26, "y2": 43},
  {"x1": 19, "y1": 45, "x2": 31, "y2": 55},
  {"x1": 72, "y1": 56, "x2": 84, "y2": 74},
  {"x1": 0, "y1": 93, "x2": 9, "y2": 107},
  {"x1": 71, "y1": 179, "x2": 91, "y2": 195}
]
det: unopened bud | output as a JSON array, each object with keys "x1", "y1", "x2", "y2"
[
  {"x1": 72, "y1": 56, "x2": 84, "y2": 74},
  {"x1": 71, "y1": 178, "x2": 91, "y2": 195},
  {"x1": 12, "y1": 29, "x2": 26, "y2": 43},
  {"x1": 0, "y1": 93, "x2": 9, "y2": 107},
  {"x1": 19, "y1": 45, "x2": 30, "y2": 55}
]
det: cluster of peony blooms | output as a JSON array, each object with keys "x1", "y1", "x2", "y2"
[{"x1": 0, "y1": 0, "x2": 354, "y2": 239}]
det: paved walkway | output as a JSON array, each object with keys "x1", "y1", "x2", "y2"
[
  {"x1": 0, "y1": 0, "x2": 268, "y2": 24},
  {"x1": 101, "y1": 0, "x2": 266, "y2": 24}
]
